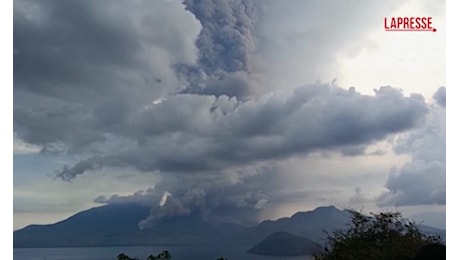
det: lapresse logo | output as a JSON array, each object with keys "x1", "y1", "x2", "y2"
[{"x1": 384, "y1": 17, "x2": 437, "y2": 32}]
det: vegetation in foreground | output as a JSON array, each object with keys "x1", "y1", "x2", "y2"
[
  {"x1": 314, "y1": 210, "x2": 444, "y2": 260},
  {"x1": 117, "y1": 250, "x2": 227, "y2": 260},
  {"x1": 117, "y1": 250, "x2": 171, "y2": 260}
]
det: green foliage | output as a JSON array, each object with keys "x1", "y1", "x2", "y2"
[{"x1": 314, "y1": 210, "x2": 442, "y2": 260}]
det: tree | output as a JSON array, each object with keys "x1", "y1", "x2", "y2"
[{"x1": 314, "y1": 210, "x2": 443, "y2": 260}]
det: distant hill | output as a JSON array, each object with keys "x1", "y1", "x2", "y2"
[
  {"x1": 14, "y1": 203, "x2": 151, "y2": 247},
  {"x1": 231, "y1": 205, "x2": 352, "y2": 245},
  {"x1": 247, "y1": 231, "x2": 322, "y2": 256},
  {"x1": 13, "y1": 204, "x2": 446, "y2": 248},
  {"x1": 14, "y1": 203, "x2": 230, "y2": 247}
]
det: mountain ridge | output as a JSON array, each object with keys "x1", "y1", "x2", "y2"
[{"x1": 14, "y1": 203, "x2": 446, "y2": 248}]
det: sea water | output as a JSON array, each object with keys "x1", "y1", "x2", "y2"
[{"x1": 14, "y1": 246, "x2": 314, "y2": 260}]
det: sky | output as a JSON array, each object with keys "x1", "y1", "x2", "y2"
[{"x1": 13, "y1": 0, "x2": 447, "y2": 231}]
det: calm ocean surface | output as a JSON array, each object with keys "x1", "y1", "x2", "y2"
[{"x1": 14, "y1": 246, "x2": 314, "y2": 260}]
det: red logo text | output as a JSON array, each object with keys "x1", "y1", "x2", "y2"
[{"x1": 384, "y1": 17, "x2": 436, "y2": 32}]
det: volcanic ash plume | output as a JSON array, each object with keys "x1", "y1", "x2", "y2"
[{"x1": 179, "y1": 0, "x2": 258, "y2": 99}]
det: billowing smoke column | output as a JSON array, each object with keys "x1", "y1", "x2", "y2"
[
  {"x1": 178, "y1": 0, "x2": 257, "y2": 99},
  {"x1": 138, "y1": 189, "x2": 206, "y2": 230},
  {"x1": 184, "y1": 0, "x2": 255, "y2": 74}
]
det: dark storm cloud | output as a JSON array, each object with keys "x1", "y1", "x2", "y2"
[
  {"x1": 380, "y1": 90, "x2": 445, "y2": 206},
  {"x1": 15, "y1": 0, "x2": 187, "y2": 101},
  {"x1": 13, "y1": 93, "x2": 101, "y2": 150},
  {"x1": 53, "y1": 84, "x2": 428, "y2": 181},
  {"x1": 14, "y1": 0, "x2": 201, "y2": 150}
]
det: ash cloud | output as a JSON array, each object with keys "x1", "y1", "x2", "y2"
[
  {"x1": 138, "y1": 188, "x2": 206, "y2": 229},
  {"x1": 184, "y1": 0, "x2": 255, "y2": 74},
  {"x1": 177, "y1": 0, "x2": 260, "y2": 99},
  {"x1": 95, "y1": 166, "x2": 275, "y2": 226}
]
